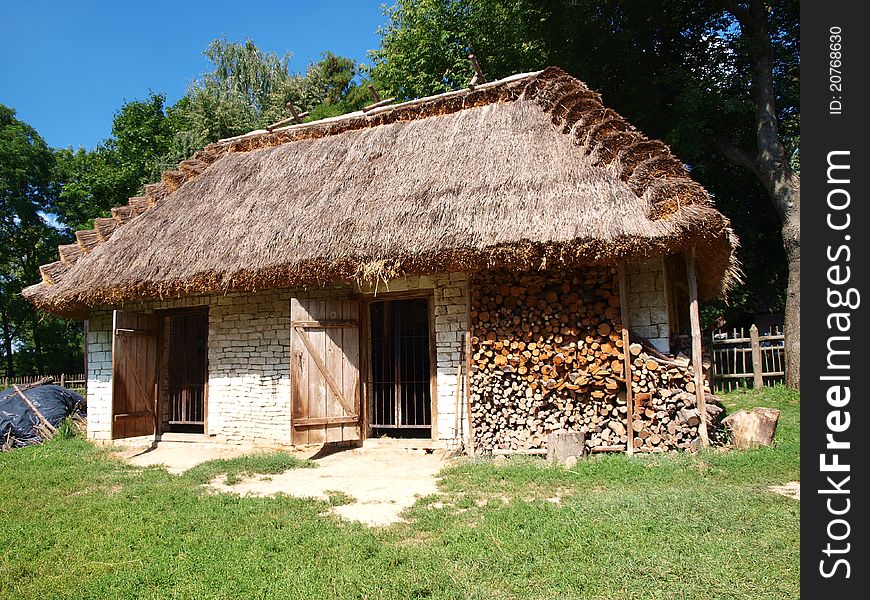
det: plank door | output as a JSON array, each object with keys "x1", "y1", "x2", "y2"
[
  {"x1": 291, "y1": 297, "x2": 361, "y2": 444},
  {"x1": 112, "y1": 310, "x2": 159, "y2": 439}
]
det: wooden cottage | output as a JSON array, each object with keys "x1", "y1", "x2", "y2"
[{"x1": 23, "y1": 68, "x2": 739, "y2": 453}]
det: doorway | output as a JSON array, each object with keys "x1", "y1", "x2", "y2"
[
  {"x1": 368, "y1": 298, "x2": 433, "y2": 438},
  {"x1": 165, "y1": 312, "x2": 208, "y2": 434}
]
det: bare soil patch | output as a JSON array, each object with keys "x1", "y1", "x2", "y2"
[
  {"x1": 768, "y1": 481, "x2": 800, "y2": 500},
  {"x1": 207, "y1": 446, "x2": 448, "y2": 526},
  {"x1": 120, "y1": 442, "x2": 262, "y2": 474}
]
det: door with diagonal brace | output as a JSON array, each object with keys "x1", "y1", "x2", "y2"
[
  {"x1": 112, "y1": 310, "x2": 159, "y2": 439},
  {"x1": 290, "y1": 297, "x2": 361, "y2": 444}
]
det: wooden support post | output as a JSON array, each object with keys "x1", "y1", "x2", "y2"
[
  {"x1": 750, "y1": 324, "x2": 763, "y2": 388},
  {"x1": 708, "y1": 332, "x2": 716, "y2": 393},
  {"x1": 618, "y1": 263, "x2": 635, "y2": 455},
  {"x1": 83, "y1": 320, "x2": 89, "y2": 392},
  {"x1": 464, "y1": 327, "x2": 475, "y2": 455},
  {"x1": 685, "y1": 247, "x2": 710, "y2": 447},
  {"x1": 454, "y1": 334, "x2": 464, "y2": 441}
]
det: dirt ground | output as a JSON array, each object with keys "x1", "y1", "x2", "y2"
[
  {"x1": 768, "y1": 481, "x2": 800, "y2": 500},
  {"x1": 120, "y1": 442, "x2": 449, "y2": 526},
  {"x1": 121, "y1": 442, "x2": 260, "y2": 474}
]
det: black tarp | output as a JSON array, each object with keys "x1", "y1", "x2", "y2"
[{"x1": 0, "y1": 384, "x2": 86, "y2": 448}]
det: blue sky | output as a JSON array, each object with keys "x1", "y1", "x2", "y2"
[{"x1": 1, "y1": 1, "x2": 388, "y2": 150}]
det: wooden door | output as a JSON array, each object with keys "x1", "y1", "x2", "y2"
[
  {"x1": 291, "y1": 297, "x2": 361, "y2": 444},
  {"x1": 112, "y1": 310, "x2": 159, "y2": 439}
]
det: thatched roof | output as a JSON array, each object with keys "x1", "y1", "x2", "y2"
[{"x1": 24, "y1": 67, "x2": 738, "y2": 317}]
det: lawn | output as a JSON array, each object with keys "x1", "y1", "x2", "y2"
[{"x1": 0, "y1": 387, "x2": 799, "y2": 599}]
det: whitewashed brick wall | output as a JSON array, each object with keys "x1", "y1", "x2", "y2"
[
  {"x1": 86, "y1": 311, "x2": 113, "y2": 441},
  {"x1": 625, "y1": 259, "x2": 670, "y2": 353},
  {"x1": 206, "y1": 292, "x2": 295, "y2": 445},
  {"x1": 85, "y1": 275, "x2": 468, "y2": 445}
]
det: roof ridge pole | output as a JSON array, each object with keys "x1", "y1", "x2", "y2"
[
  {"x1": 685, "y1": 246, "x2": 710, "y2": 448},
  {"x1": 468, "y1": 54, "x2": 487, "y2": 88}
]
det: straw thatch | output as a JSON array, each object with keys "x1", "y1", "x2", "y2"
[{"x1": 24, "y1": 67, "x2": 739, "y2": 317}]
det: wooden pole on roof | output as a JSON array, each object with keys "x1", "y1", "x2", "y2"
[
  {"x1": 618, "y1": 262, "x2": 635, "y2": 455},
  {"x1": 266, "y1": 103, "x2": 310, "y2": 132},
  {"x1": 685, "y1": 246, "x2": 710, "y2": 447},
  {"x1": 285, "y1": 102, "x2": 310, "y2": 123},
  {"x1": 367, "y1": 84, "x2": 381, "y2": 103},
  {"x1": 468, "y1": 54, "x2": 487, "y2": 86}
]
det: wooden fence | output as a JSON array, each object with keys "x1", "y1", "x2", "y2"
[
  {"x1": 1, "y1": 373, "x2": 86, "y2": 390},
  {"x1": 710, "y1": 324, "x2": 784, "y2": 392}
]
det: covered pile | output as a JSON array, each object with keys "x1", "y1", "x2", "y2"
[{"x1": 1, "y1": 383, "x2": 86, "y2": 450}]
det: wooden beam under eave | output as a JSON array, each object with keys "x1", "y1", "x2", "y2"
[
  {"x1": 617, "y1": 262, "x2": 635, "y2": 455},
  {"x1": 685, "y1": 246, "x2": 710, "y2": 447}
]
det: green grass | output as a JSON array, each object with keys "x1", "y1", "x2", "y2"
[
  {"x1": 182, "y1": 451, "x2": 315, "y2": 485},
  {"x1": 0, "y1": 387, "x2": 799, "y2": 599}
]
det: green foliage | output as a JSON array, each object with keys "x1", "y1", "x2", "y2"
[
  {"x1": 169, "y1": 40, "x2": 364, "y2": 155},
  {"x1": 0, "y1": 105, "x2": 82, "y2": 377},
  {"x1": 53, "y1": 416, "x2": 84, "y2": 440},
  {"x1": 0, "y1": 387, "x2": 799, "y2": 598},
  {"x1": 370, "y1": 0, "x2": 547, "y2": 99},
  {"x1": 52, "y1": 40, "x2": 368, "y2": 238},
  {"x1": 372, "y1": 0, "x2": 798, "y2": 324},
  {"x1": 52, "y1": 93, "x2": 175, "y2": 231}
]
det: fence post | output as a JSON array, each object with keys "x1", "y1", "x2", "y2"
[
  {"x1": 750, "y1": 324, "x2": 763, "y2": 388},
  {"x1": 708, "y1": 332, "x2": 717, "y2": 392}
]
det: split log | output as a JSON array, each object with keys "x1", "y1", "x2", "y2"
[
  {"x1": 546, "y1": 429, "x2": 587, "y2": 464},
  {"x1": 722, "y1": 408, "x2": 780, "y2": 449}
]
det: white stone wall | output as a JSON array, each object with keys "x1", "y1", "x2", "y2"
[
  {"x1": 85, "y1": 311, "x2": 113, "y2": 441},
  {"x1": 625, "y1": 259, "x2": 670, "y2": 353},
  {"x1": 85, "y1": 274, "x2": 468, "y2": 445},
  {"x1": 206, "y1": 292, "x2": 295, "y2": 445}
]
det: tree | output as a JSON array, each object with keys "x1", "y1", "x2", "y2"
[
  {"x1": 0, "y1": 104, "x2": 82, "y2": 377},
  {"x1": 169, "y1": 40, "x2": 367, "y2": 156},
  {"x1": 715, "y1": 0, "x2": 800, "y2": 387},
  {"x1": 53, "y1": 93, "x2": 175, "y2": 231},
  {"x1": 372, "y1": 0, "x2": 800, "y2": 387},
  {"x1": 371, "y1": 0, "x2": 546, "y2": 98},
  {"x1": 51, "y1": 40, "x2": 369, "y2": 235}
]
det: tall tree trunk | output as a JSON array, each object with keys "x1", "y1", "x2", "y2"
[
  {"x1": 721, "y1": 0, "x2": 800, "y2": 388},
  {"x1": 0, "y1": 302, "x2": 14, "y2": 379},
  {"x1": 764, "y1": 171, "x2": 799, "y2": 389}
]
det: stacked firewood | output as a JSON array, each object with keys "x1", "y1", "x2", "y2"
[{"x1": 468, "y1": 268, "x2": 725, "y2": 453}]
